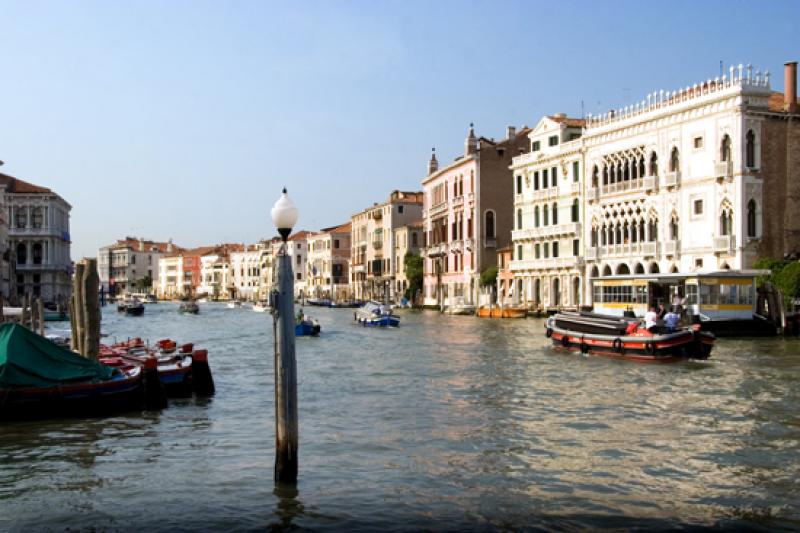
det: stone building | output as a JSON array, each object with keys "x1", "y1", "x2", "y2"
[
  {"x1": 392, "y1": 222, "x2": 424, "y2": 301},
  {"x1": 509, "y1": 115, "x2": 586, "y2": 310},
  {"x1": 1, "y1": 172, "x2": 72, "y2": 302},
  {"x1": 421, "y1": 124, "x2": 531, "y2": 310},
  {"x1": 307, "y1": 222, "x2": 351, "y2": 300},
  {"x1": 98, "y1": 237, "x2": 177, "y2": 296},
  {"x1": 350, "y1": 191, "x2": 423, "y2": 302}
]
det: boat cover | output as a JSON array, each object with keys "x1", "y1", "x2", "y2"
[{"x1": 0, "y1": 323, "x2": 114, "y2": 388}]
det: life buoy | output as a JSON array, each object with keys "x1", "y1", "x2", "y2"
[
  {"x1": 612, "y1": 337, "x2": 623, "y2": 353},
  {"x1": 645, "y1": 341, "x2": 656, "y2": 355},
  {"x1": 545, "y1": 327, "x2": 553, "y2": 338},
  {"x1": 561, "y1": 334, "x2": 570, "y2": 347}
]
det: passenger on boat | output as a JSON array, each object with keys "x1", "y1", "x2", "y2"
[
  {"x1": 645, "y1": 307, "x2": 659, "y2": 333},
  {"x1": 664, "y1": 307, "x2": 681, "y2": 333},
  {"x1": 296, "y1": 307, "x2": 305, "y2": 324}
]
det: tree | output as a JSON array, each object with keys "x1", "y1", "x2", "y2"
[
  {"x1": 480, "y1": 266, "x2": 498, "y2": 287},
  {"x1": 754, "y1": 256, "x2": 800, "y2": 310},
  {"x1": 403, "y1": 252, "x2": 423, "y2": 303},
  {"x1": 134, "y1": 274, "x2": 153, "y2": 292}
]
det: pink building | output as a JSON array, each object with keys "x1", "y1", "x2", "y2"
[{"x1": 421, "y1": 124, "x2": 531, "y2": 310}]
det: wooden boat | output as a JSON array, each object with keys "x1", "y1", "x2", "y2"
[
  {"x1": 307, "y1": 298, "x2": 332, "y2": 307},
  {"x1": 545, "y1": 312, "x2": 714, "y2": 362},
  {"x1": 445, "y1": 303, "x2": 476, "y2": 315},
  {"x1": 179, "y1": 301, "x2": 200, "y2": 314},
  {"x1": 0, "y1": 324, "x2": 163, "y2": 420},
  {"x1": 354, "y1": 301, "x2": 400, "y2": 327},
  {"x1": 476, "y1": 305, "x2": 527, "y2": 318}
]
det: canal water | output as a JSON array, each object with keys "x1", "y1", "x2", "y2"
[{"x1": 2, "y1": 303, "x2": 799, "y2": 531}]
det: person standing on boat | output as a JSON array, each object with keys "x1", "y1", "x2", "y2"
[
  {"x1": 664, "y1": 307, "x2": 681, "y2": 333},
  {"x1": 645, "y1": 307, "x2": 659, "y2": 333},
  {"x1": 296, "y1": 307, "x2": 305, "y2": 324}
]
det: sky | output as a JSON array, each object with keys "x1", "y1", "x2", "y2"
[{"x1": 0, "y1": 0, "x2": 797, "y2": 259}]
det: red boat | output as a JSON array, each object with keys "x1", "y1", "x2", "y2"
[{"x1": 545, "y1": 312, "x2": 714, "y2": 362}]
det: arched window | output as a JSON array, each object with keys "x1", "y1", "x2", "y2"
[
  {"x1": 634, "y1": 263, "x2": 645, "y2": 274},
  {"x1": 517, "y1": 209, "x2": 523, "y2": 230},
  {"x1": 552, "y1": 278, "x2": 560, "y2": 306},
  {"x1": 601, "y1": 225, "x2": 607, "y2": 245},
  {"x1": 616, "y1": 263, "x2": 630, "y2": 275},
  {"x1": 32, "y1": 243, "x2": 43, "y2": 265},
  {"x1": 639, "y1": 156, "x2": 645, "y2": 178},
  {"x1": 590, "y1": 266, "x2": 599, "y2": 278},
  {"x1": 648, "y1": 217, "x2": 658, "y2": 241},
  {"x1": 747, "y1": 200, "x2": 757, "y2": 237},
  {"x1": 670, "y1": 147, "x2": 680, "y2": 172},
  {"x1": 534, "y1": 205, "x2": 540, "y2": 227},
  {"x1": 670, "y1": 214, "x2": 679, "y2": 240},
  {"x1": 603, "y1": 166, "x2": 609, "y2": 185},
  {"x1": 543, "y1": 204, "x2": 549, "y2": 226},
  {"x1": 571, "y1": 199, "x2": 579, "y2": 222},
  {"x1": 720, "y1": 208, "x2": 732, "y2": 236},
  {"x1": 591, "y1": 227, "x2": 598, "y2": 247},
  {"x1": 609, "y1": 164, "x2": 616, "y2": 184},
  {"x1": 16, "y1": 242, "x2": 27, "y2": 265},
  {"x1": 649, "y1": 152, "x2": 658, "y2": 176},
  {"x1": 592, "y1": 165, "x2": 599, "y2": 187},
  {"x1": 649, "y1": 262, "x2": 660, "y2": 274},
  {"x1": 602, "y1": 265, "x2": 612, "y2": 277},
  {"x1": 516, "y1": 175, "x2": 522, "y2": 194},
  {"x1": 721, "y1": 134, "x2": 732, "y2": 162},
  {"x1": 746, "y1": 130, "x2": 756, "y2": 167},
  {"x1": 615, "y1": 225, "x2": 622, "y2": 244},
  {"x1": 631, "y1": 159, "x2": 638, "y2": 180},
  {"x1": 623, "y1": 160, "x2": 630, "y2": 181},
  {"x1": 617, "y1": 165, "x2": 623, "y2": 183},
  {"x1": 552, "y1": 202, "x2": 558, "y2": 225},
  {"x1": 485, "y1": 210, "x2": 495, "y2": 239}
]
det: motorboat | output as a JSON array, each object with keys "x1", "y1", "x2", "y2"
[
  {"x1": 545, "y1": 311, "x2": 714, "y2": 362},
  {"x1": 477, "y1": 305, "x2": 527, "y2": 318},
  {"x1": 124, "y1": 298, "x2": 145, "y2": 316},
  {"x1": 179, "y1": 300, "x2": 200, "y2": 314},
  {"x1": 227, "y1": 300, "x2": 243, "y2": 309},
  {"x1": 306, "y1": 298, "x2": 332, "y2": 307},
  {"x1": 295, "y1": 318, "x2": 321, "y2": 336},
  {"x1": 253, "y1": 301, "x2": 270, "y2": 313},
  {"x1": 354, "y1": 301, "x2": 400, "y2": 327}
]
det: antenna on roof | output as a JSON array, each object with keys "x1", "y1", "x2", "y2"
[
  {"x1": 720, "y1": 60, "x2": 723, "y2": 77},
  {"x1": 580, "y1": 100, "x2": 585, "y2": 118}
]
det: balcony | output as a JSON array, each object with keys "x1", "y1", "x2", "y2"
[
  {"x1": 598, "y1": 241, "x2": 659, "y2": 259},
  {"x1": 531, "y1": 188, "x2": 560, "y2": 202},
  {"x1": 428, "y1": 202, "x2": 447, "y2": 217},
  {"x1": 463, "y1": 238, "x2": 474, "y2": 251},
  {"x1": 511, "y1": 222, "x2": 581, "y2": 241},
  {"x1": 453, "y1": 196, "x2": 464, "y2": 208},
  {"x1": 714, "y1": 235, "x2": 734, "y2": 253},
  {"x1": 664, "y1": 171, "x2": 680, "y2": 188},
  {"x1": 569, "y1": 182, "x2": 582, "y2": 195},
  {"x1": 585, "y1": 247, "x2": 599, "y2": 261},
  {"x1": 663, "y1": 240, "x2": 680, "y2": 256},
  {"x1": 450, "y1": 240, "x2": 463, "y2": 253},
  {"x1": 715, "y1": 161, "x2": 733, "y2": 181},
  {"x1": 643, "y1": 175, "x2": 657, "y2": 192},
  {"x1": 372, "y1": 239, "x2": 384, "y2": 250},
  {"x1": 426, "y1": 243, "x2": 448, "y2": 257},
  {"x1": 587, "y1": 186, "x2": 599, "y2": 203},
  {"x1": 509, "y1": 256, "x2": 584, "y2": 271}
]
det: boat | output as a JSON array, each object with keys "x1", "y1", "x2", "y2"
[
  {"x1": 179, "y1": 300, "x2": 200, "y2": 314},
  {"x1": 476, "y1": 305, "x2": 527, "y2": 318},
  {"x1": 0, "y1": 323, "x2": 156, "y2": 420},
  {"x1": 307, "y1": 298, "x2": 332, "y2": 307},
  {"x1": 226, "y1": 300, "x2": 243, "y2": 309},
  {"x1": 124, "y1": 298, "x2": 145, "y2": 316},
  {"x1": 545, "y1": 311, "x2": 715, "y2": 362},
  {"x1": 354, "y1": 301, "x2": 400, "y2": 327},
  {"x1": 329, "y1": 300, "x2": 363, "y2": 308},
  {"x1": 445, "y1": 302, "x2": 476, "y2": 315},
  {"x1": 253, "y1": 301, "x2": 270, "y2": 313},
  {"x1": 144, "y1": 294, "x2": 158, "y2": 304},
  {"x1": 295, "y1": 318, "x2": 321, "y2": 336}
]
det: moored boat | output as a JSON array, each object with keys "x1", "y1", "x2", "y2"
[
  {"x1": 354, "y1": 301, "x2": 400, "y2": 327},
  {"x1": 545, "y1": 312, "x2": 714, "y2": 362},
  {"x1": 124, "y1": 299, "x2": 145, "y2": 316},
  {"x1": 253, "y1": 301, "x2": 270, "y2": 313},
  {"x1": 307, "y1": 298, "x2": 332, "y2": 307},
  {"x1": 477, "y1": 305, "x2": 527, "y2": 318}
]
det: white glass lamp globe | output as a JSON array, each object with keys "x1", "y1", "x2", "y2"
[{"x1": 271, "y1": 188, "x2": 298, "y2": 241}]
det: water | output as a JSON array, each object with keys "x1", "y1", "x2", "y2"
[{"x1": 2, "y1": 303, "x2": 799, "y2": 531}]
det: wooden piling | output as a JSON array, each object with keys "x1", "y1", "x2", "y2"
[
  {"x1": 72, "y1": 262, "x2": 86, "y2": 355},
  {"x1": 273, "y1": 249, "x2": 298, "y2": 483},
  {"x1": 82, "y1": 259, "x2": 101, "y2": 361},
  {"x1": 38, "y1": 297, "x2": 45, "y2": 336},
  {"x1": 0, "y1": 294, "x2": 4, "y2": 322},
  {"x1": 69, "y1": 294, "x2": 79, "y2": 352}
]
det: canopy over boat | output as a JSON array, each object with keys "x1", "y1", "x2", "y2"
[{"x1": 0, "y1": 323, "x2": 114, "y2": 388}]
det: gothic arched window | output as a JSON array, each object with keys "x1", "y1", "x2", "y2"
[
  {"x1": 747, "y1": 200, "x2": 757, "y2": 237},
  {"x1": 746, "y1": 130, "x2": 756, "y2": 167}
]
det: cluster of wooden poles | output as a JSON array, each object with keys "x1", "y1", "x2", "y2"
[{"x1": 0, "y1": 293, "x2": 48, "y2": 336}]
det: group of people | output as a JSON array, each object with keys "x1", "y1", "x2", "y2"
[{"x1": 644, "y1": 304, "x2": 682, "y2": 333}]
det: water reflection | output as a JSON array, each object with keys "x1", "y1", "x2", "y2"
[{"x1": 269, "y1": 482, "x2": 304, "y2": 530}]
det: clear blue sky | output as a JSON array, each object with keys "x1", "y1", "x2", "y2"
[{"x1": 0, "y1": 0, "x2": 797, "y2": 258}]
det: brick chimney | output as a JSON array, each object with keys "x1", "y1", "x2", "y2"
[
  {"x1": 506, "y1": 126, "x2": 516, "y2": 139},
  {"x1": 785, "y1": 61, "x2": 797, "y2": 113}
]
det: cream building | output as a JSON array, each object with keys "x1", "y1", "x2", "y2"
[
  {"x1": 581, "y1": 62, "x2": 800, "y2": 312},
  {"x1": 350, "y1": 191, "x2": 423, "y2": 302},
  {"x1": 392, "y1": 222, "x2": 424, "y2": 301},
  {"x1": 307, "y1": 223, "x2": 351, "y2": 300},
  {"x1": 157, "y1": 254, "x2": 185, "y2": 299},
  {"x1": 98, "y1": 237, "x2": 176, "y2": 296},
  {"x1": 270, "y1": 231, "x2": 310, "y2": 300},
  {"x1": 509, "y1": 114, "x2": 586, "y2": 310},
  {"x1": 230, "y1": 244, "x2": 263, "y2": 301}
]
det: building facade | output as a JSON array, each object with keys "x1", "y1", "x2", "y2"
[
  {"x1": 392, "y1": 222, "x2": 424, "y2": 301},
  {"x1": 98, "y1": 237, "x2": 177, "y2": 296},
  {"x1": 1, "y1": 172, "x2": 72, "y2": 302},
  {"x1": 307, "y1": 223, "x2": 351, "y2": 300},
  {"x1": 350, "y1": 191, "x2": 423, "y2": 302},
  {"x1": 509, "y1": 115, "x2": 586, "y2": 310},
  {"x1": 580, "y1": 62, "x2": 800, "y2": 312},
  {"x1": 422, "y1": 125, "x2": 531, "y2": 309}
]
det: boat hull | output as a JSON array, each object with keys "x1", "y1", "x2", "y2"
[
  {"x1": 477, "y1": 306, "x2": 527, "y2": 318},
  {"x1": 295, "y1": 320, "x2": 321, "y2": 336},
  {"x1": 546, "y1": 317, "x2": 714, "y2": 362}
]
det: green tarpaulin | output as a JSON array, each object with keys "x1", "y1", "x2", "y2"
[{"x1": 0, "y1": 323, "x2": 113, "y2": 388}]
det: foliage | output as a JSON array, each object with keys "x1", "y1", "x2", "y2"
[
  {"x1": 403, "y1": 252, "x2": 423, "y2": 301},
  {"x1": 480, "y1": 266, "x2": 498, "y2": 288},
  {"x1": 134, "y1": 275, "x2": 152, "y2": 291},
  {"x1": 754, "y1": 256, "x2": 800, "y2": 309}
]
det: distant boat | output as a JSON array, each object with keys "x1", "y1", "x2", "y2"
[
  {"x1": 253, "y1": 301, "x2": 270, "y2": 313},
  {"x1": 227, "y1": 300, "x2": 243, "y2": 309},
  {"x1": 307, "y1": 298, "x2": 332, "y2": 307},
  {"x1": 124, "y1": 298, "x2": 145, "y2": 316},
  {"x1": 179, "y1": 301, "x2": 199, "y2": 314},
  {"x1": 295, "y1": 318, "x2": 321, "y2": 336},
  {"x1": 354, "y1": 301, "x2": 400, "y2": 327},
  {"x1": 476, "y1": 305, "x2": 527, "y2": 318}
]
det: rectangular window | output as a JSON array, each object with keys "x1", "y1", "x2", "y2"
[
  {"x1": 535, "y1": 244, "x2": 540, "y2": 259},
  {"x1": 572, "y1": 161, "x2": 580, "y2": 183},
  {"x1": 548, "y1": 135, "x2": 559, "y2": 146},
  {"x1": 516, "y1": 175, "x2": 522, "y2": 194},
  {"x1": 517, "y1": 245, "x2": 522, "y2": 261},
  {"x1": 534, "y1": 171, "x2": 539, "y2": 190},
  {"x1": 532, "y1": 141, "x2": 540, "y2": 152},
  {"x1": 573, "y1": 239, "x2": 579, "y2": 256},
  {"x1": 542, "y1": 169, "x2": 548, "y2": 188},
  {"x1": 334, "y1": 239, "x2": 339, "y2": 249},
  {"x1": 544, "y1": 243, "x2": 549, "y2": 258},
  {"x1": 553, "y1": 241, "x2": 559, "y2": 258},
  {"x1": 694, "y1": 136, "x2": 703, "y2": 149},
  {"x1": 552, "y1": 167, "x2": 558, "y2": 184},
  {"x1": 398, "y1": 205, "x2": 404, "y2": 214},
  {"x1": 693, "y1": 199, "x2": 703, "y2": 215}
]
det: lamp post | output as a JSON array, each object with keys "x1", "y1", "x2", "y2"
[{"x1": 270, "y1": 188, "x2": 299, "y2": 483}]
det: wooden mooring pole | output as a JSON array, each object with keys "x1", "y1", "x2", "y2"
[{"x1": 272, "y1": 247, "x2": 298, "y2": 483}]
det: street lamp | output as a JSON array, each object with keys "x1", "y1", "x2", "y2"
[{"x1": 270, "y1": 187, "x2": 299, "y2": 483}]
